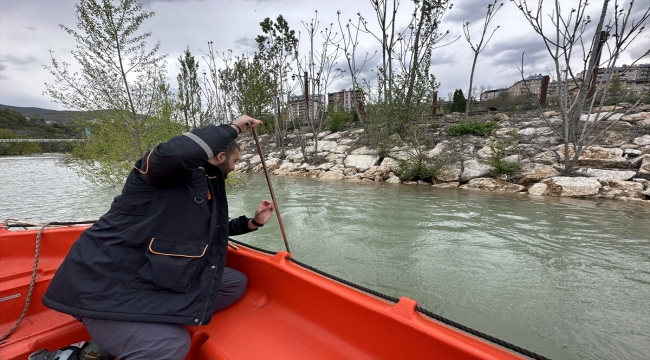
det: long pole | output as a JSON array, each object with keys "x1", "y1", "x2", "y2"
[{"x1": 250, "y1": 127, "x2": 290, "y2": 253}]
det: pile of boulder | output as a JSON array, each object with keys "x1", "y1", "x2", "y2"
[{"x1": 235, "y1": 105, "x2": 650, "y2": 202}]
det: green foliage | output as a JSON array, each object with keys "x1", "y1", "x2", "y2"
[
  {"x1": 0, "y1": 128, "x2": 43, "y2": 155},
  {"x1": 177, "y1": 48, "x2": 209, "y2": 131},
  {"x1": 327, "y1": 105, "x2": 350, "y2": 132},
  {"x1": 219, "y1": 54, "x2": 275, "y2": 120},
  {"x1": 396, "y1": 153, "x2": 442, "y2": 182},
  {"x1": 450, "y1": 89, "x2": 467, "y2": 113},
  {"x1": 487, "y1": 131, "x2": 520, "y2": 176},
  {"x1": 445, "y1": 120, "x2": 498, "y2": 136},
  {"x1": 225, "y1": 172, "x2": 247, "y2": 188}
]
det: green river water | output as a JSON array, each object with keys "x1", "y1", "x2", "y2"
[{"x1": 1, "y1": 155, "x2": 649, "y2": 359}]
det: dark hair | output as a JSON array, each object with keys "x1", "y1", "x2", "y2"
[{"x1": 225, "y1": 140, "x2": 240, "y2": 157}]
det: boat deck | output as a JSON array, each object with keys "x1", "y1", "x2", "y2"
[{"x1": 1, "y1": 227, "x2": 523, "y2": 359}]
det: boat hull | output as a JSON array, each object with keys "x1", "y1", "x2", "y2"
[{"x1": 1, "y1": 226, "x2": 524, "y2": 359}]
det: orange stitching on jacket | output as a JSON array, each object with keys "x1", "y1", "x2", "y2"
[
  {"x1": 134, "y1": 150, "x2": 154, "y2": 174},
  {"x1": 147, "y1": 238, "x2": 209, "y2": 258}
]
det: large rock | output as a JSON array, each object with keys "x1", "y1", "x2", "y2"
[
  {"x1": 544, "y1": 177, "x2": 602, "y2": 197},
  {"x1": 461, "y1": 160, "x2": 493, "y2": 182},
  {"x1": 460, "y1": 178, "x2": 525, "y2": 192},
  {"x1": 634, "y1": 135, "x2": 650, "y2": 146},
  {"x1": 305, "y1": 140, "x2": 338, "y2": 153},
  {"x1": 265, "y1": 158, "x2": 282, "y2": 172},
  {"x1": 332, "y1": 145, "x2": 351, "y2": 154},
  {"x1": 586, "y1": 120, "x2": 632, "y2": 146},
  {"x1": 386, "y1": 175, "x2": 401, "y2": 184},
  {"x1": 532, "y1": 150, "x2": 558, "y2": 165},
  {"x1": 598, "y1": 179, "x2": 645, "y2": 200},
  {"x1": 380, "y1": 157, "x2": 401, "y2": 172},
  {"x1": 343, "y1": 155, "x2": 379, "y2": 172},
  {"x1": 494, "y1": 113, "x2": 509, "y2": 121},
  {"x1": 639, "y1": 157, "x2": 650, "y2": 175},
  {"x1": 543, "y1": 111, "x2": 559, "y2": 118},
  {"x1": 434, "y1": 162, "x2": 462, "y2": 182},
  {"x1": 622, "y1": 112, "x2": 650, "y2": 122},
  {"x1": 325, "y1": 153, "x2": 346, "y2": 164},
  {"x1": 319, "y1": 170, "x2": 344, "y2": 180},
  {"x1": 431, "y1": 182, "x2": 460, "y2": 188},
  {"x1": 495, "y1": 127, "x2": 516, "y2": 137},
  {"x1": 556, "y1": 146, "x2": 628, "y2": 169},
  {"x1": 517, "y1": 163, "x2": 560, "y2": 185},
  {"x1": 527, "y1": 183, "x2": 548, "y2": 196},
  {"x1": 323, "y1": 132, "x2": 343, "y2": 140},
  {"x1": 362, "y1": 166, "x2": 392, "y2": 181},
  {"x1": 573, "y1": 168, "x2": 636, "y2": 180},
  {"x1": 273, "y1": 162, "x2": 299, "y2": 176},
  {"x1": 427, "y1": 142, "x2": 447, "y2": 158},
  {"x1": 476, "y1": 146, "x2": 492, "y2": 159},
  {"x1": 350, "y1": 146, "x2": 378, "y2": 155}
]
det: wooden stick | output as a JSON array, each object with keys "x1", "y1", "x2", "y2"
[{"x1": 250, "y1": 127, "x2": 290, "y2": 254}]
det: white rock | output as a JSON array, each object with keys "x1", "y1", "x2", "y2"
[
  {"x1": 518, "y1": 163, "x2": 560, "y2": 185},
  {"x1": 574, "y1": 168, "x2": 636, "y2": 180},
  {"x1": 265, "y1": 158, "x2": 282, "y2": 172},
  {"x1": 319, "y1": 170, "x2": 344, "y2": 180},
  {"x1": 435, "y1": 162, "x2": 462, "y2": 182},
  {"x1": 343, "y1": 155, "x2": 379, "y2": 172},
  {"x1": 459, "y1": 178, "x2": 525, "y2": 192},
  {"x1": 528, "y1": 183, "x2": 548, "y2": 196},
  {"x1": 385, "y1": 175, "x2": 401, "y2": 184},
  {"x1": 323, "y1": 132, "x2": 343, "y2": 141},
  {"x1": 533, "y1": 151, "x2": 558, "y2": 165},
  {"x1": 477, "y1": 146, "x2": 492, "y2": 159},
  {"x1": 639, "y1": 157, "x2": 650, "y2": 175},
  {"x1": 317, "y1": 131, "x2": 331, "y2": 138},
  {"x1": 305, "y1": 140, "x2": 338, "y2": 153},
  {"x1": 317, "y1": 162, "x2": 335, "y2": 170},
  {"x1": 495, "y1": 127, "x2": 516, "y2": 137},
  {"x1": 332, "y1": 145, "x2": 351, "y2": 154},
  {"x1": 380, "y1": 157, "x2": 401, "y2": 171},
  {"x1": 431, "y1": 182, "x2": 459, "y2": 188},
  {"x1": 494, "y1": 113, "x2": 509, "y2": 121},
  {"x1": 633, "y1": 135, "x2": 650, "y2": 146},
  {"x1": 544, "y1": 177, "x2": 602, "y2": 197},
  {"x1": 556, "y1": 146, "x2": 628, "y2": 169},
  {"x1": 350, "y1": 146, "x2": 378, "y2": 155},
  {"x1": 461, "y1": 160, "x2": 493, "y2": 182},
  {"x1": 598, "y1": 179, "x2": 645, "y2": 199},
  {"x1": 350, "y1": 129, "x2": 365, "y2": 135},
  {"x1": 427, "y1": 143, "x2": 447, "y2": 158}
]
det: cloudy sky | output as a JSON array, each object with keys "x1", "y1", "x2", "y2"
[{"x1": 0, "y1": 0, "x2": 648, "y2": 110}]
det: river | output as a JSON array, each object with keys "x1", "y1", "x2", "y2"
[{"x1": 1, "y1": 155, "x2": 649, "y2": 360}]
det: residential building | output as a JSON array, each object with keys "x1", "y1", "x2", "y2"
[
  {"x1": 327, "y1": 89, "x2": 363, "y2": 112},
  {"x1": 507, "y1": 74, "x2": 548, "y2": 97},
  {"x1": 480, "y1": 88, "x2": 508, "y2": 101},
  {"x1": 288, "y1": 94, "x2": 324, "y2": 123}
]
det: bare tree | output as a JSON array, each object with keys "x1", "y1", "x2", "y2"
[
  {"x1": 513, "y1": 0, "x2": 649, "y2": 174},
  {"x1": 296, "y1": 11, "x2": 345, "y2": 162},
  {"x1": 462, "y1": 1, "x2": 503, "y2": 122}
]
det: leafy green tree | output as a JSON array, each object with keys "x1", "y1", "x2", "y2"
[
  {"x1": 44, "y1": 0, "x2": 179, "y2": 185},
  {"x1": 177, "y1": 47, "x2": 208, "y2": 131},
  {"x1": 450, "y1": 89, "x2": 467, "y2": 113},
  {"x1": 219, "y1": 54, "x2": 274, "y2": 120},
  {"x1": 256, "y1": 15, "x2": 299, "y2": 152},
  {"x1": 607, "y1": 75, "x2": 623, "y2": 100}
]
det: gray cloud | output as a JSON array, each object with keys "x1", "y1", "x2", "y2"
[
  {"x1": 431, "y1": 52, "x2": 457, "y2": 66},
  {"x1": 0, "y1": 55, "x2": 39, "y2": 67},
  {"x1": 0, "y1": 63, "x2": 5, "y2": 71},
  {"x1": 482, "y1": 34, "x2": 548, "y2": 68},
  {"x1": 22, "y1": 25, "x2": 35, "y2": 31},
  {"x1": 234, "y1": 37, "x2": 259, "y2": 53},
  {"x1": 444, "y1": 1, "x2": 504, "y2": 25}
]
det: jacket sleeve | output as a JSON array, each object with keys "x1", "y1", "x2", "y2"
[
  {"x1": 229, "y1": 216, "x2": 256, "y2": 236},
  {"x1": 135, "y1": 125, "x2": 238, "y2": 185}
]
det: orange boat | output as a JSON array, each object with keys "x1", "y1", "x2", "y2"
[{"x1": 0, "y1": 223, "x2": 547, "y2": 360}]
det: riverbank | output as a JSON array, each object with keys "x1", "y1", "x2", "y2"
[{"x1": 234, "y1": 106, "x2": 650, "y2": 203}]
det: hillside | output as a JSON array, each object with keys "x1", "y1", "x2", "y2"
[{"x1": 0, "y1": 104, "x2": 115, "y2": 124}]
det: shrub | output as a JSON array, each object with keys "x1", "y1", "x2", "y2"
[
  {"x1": 327, "y1": 106, "x2": 350, "y2": 132},
  {"x1": 487, "y1": 131, "x2": 520, "y2": 176},
  {"x1": 397, "y1": 153, "x2": 442, "y2": 182},
  {"x1": 445, "y1": 120, "x2": 499, "y2": 136}
]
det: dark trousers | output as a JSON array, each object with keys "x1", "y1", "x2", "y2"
[{"x1": 81, "y1": 267, "x2": 247, "y2": 360}]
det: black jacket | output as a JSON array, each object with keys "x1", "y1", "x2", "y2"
[{"x1": 42, "y1": 124, "x2": 254, "y2": 325}]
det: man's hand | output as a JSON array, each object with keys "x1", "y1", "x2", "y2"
[
  {"x1": 249, "y1": 200, "x2": 275, "y2": 229},
  {"x1": 231, "y1": 115, "x2": 263, "y2": 134}
]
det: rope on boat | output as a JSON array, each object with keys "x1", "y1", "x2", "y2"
[
  {"x1": 229, "y1": 239, "x2": 550, "y2": 360},
  {"x1": 0, "y1": 219, "x2": 97, "y2": 344}
]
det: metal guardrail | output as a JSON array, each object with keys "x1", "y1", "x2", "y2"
[{"x1": 0, "y1": 139, "x2": 85, "y2": 143}]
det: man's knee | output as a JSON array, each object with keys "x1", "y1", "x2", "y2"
[{"x1": 82, "y1": 318, "x2": 190, "y2": 360}]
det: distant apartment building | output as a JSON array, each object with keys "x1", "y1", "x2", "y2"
[
  {"x1": 576, "y1": 63, "x2": 650, "y2": 96},
  {"x1": 480, "y1": 88, "x2": 508, "y2": 101},
  {"x1": 507, "y1": 74, "x2": 548, "y2": 97},
  {"x1": 327, "y1": 89, "x2": 363, "y2": 112},
  {"x1": 288, "y1": 94, "x2": 324, "y2": 123}
]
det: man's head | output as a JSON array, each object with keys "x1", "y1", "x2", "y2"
[{"x1": 208, "y1": 140, "x2": 240, "y2": 177}]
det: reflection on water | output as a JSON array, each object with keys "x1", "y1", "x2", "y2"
[{"x1": 2, "y1": 155, "x2": 649, "y2": 359}]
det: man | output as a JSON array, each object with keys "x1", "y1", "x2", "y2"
[{"x1": 38, "y1": 116, "x2": 273, "y2": 359}]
